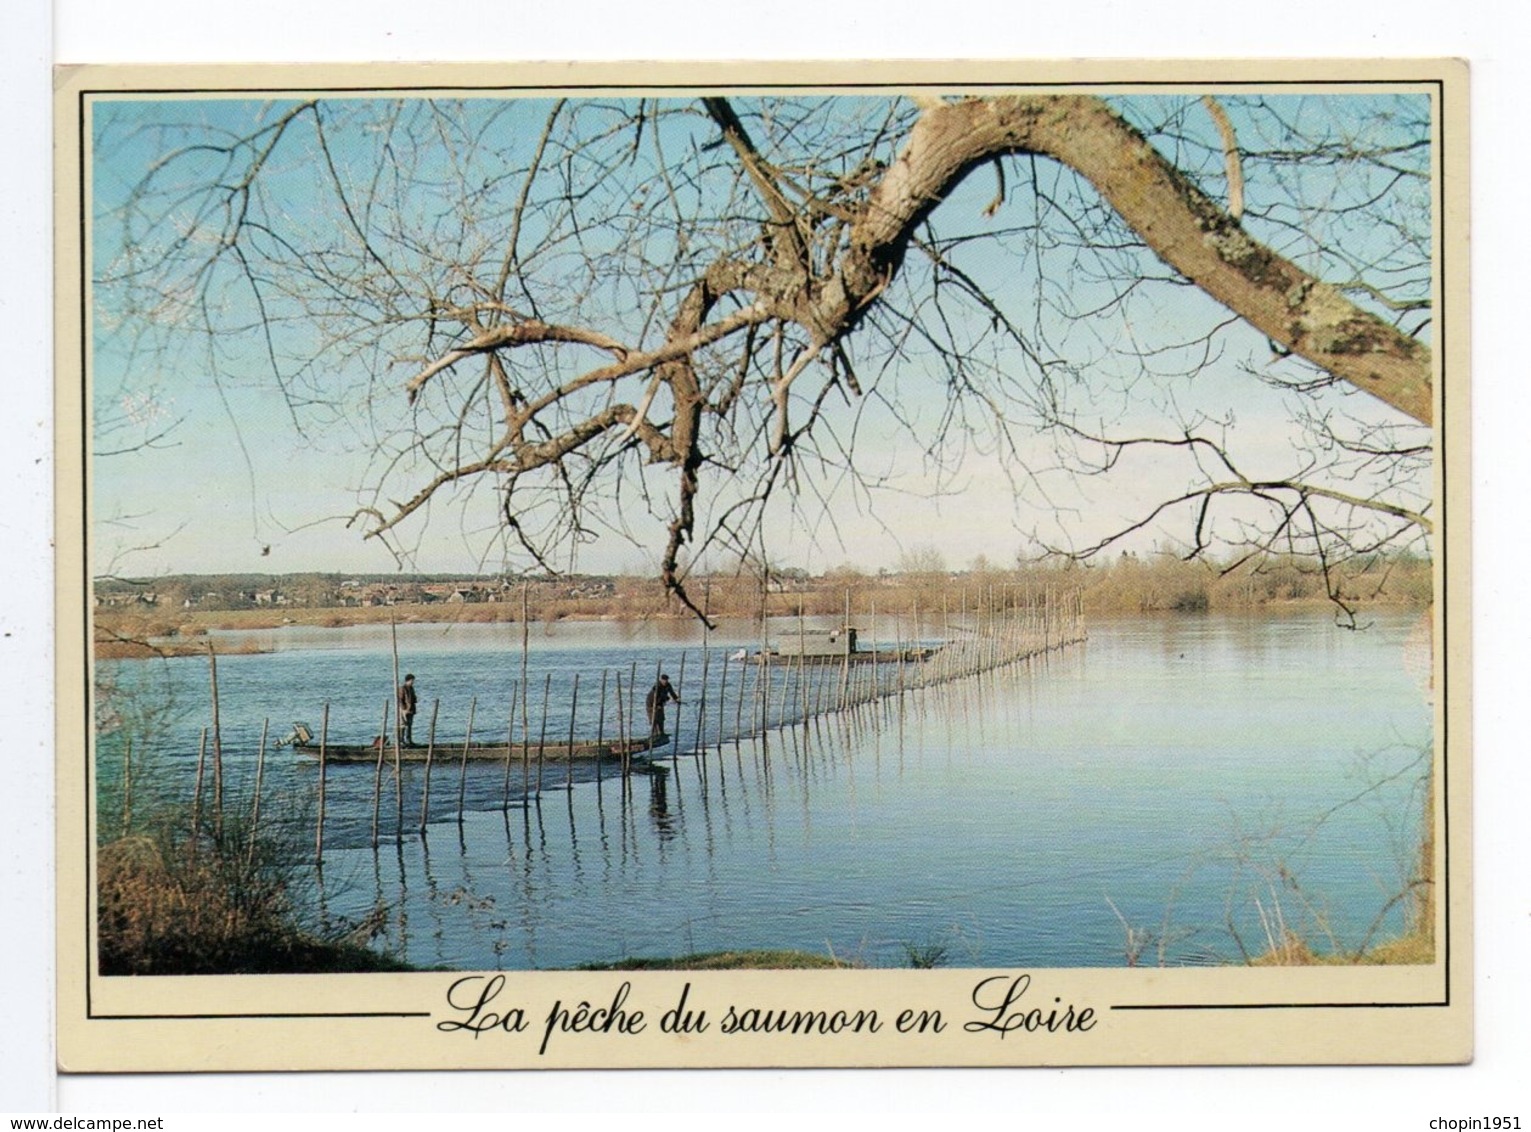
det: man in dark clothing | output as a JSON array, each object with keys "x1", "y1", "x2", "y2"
[
  {"x1": 398, "y1": 673, "x2": 418, "y2": 747},
  {"x1": 645, "y1": 674, "x2": 679, "y2": 739}
]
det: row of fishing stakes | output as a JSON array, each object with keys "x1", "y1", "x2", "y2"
[{"x1": 160, "y1": 585, "x2": 1084, "y2": 862}]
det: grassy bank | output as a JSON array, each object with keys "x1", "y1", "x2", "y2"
[{"x1": 579, "y1": 950, "x2": 855, "y2": 971}]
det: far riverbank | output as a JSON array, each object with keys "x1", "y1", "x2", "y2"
[{"x1": 94, "y1": 553, "x2": 1430, "y2": 660}]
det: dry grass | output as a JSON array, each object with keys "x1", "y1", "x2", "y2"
[
  {"x1": 1361, "y1": 931, "x2": 1435, "y2": 966},
  {"x1": 97, "y1": 818, "x2": 408, "y2": 975},
  {"x1": 1250, "y1": 929, "x2": 1434, "y2": 967}
]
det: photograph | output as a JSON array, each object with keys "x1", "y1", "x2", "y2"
[{"x1": 55, "y1": 60, "x2": 1469, "y2": 1072}]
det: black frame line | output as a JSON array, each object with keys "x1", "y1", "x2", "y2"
[{"x1": 73, "y1": 72, "x2": 1454, "y2": 1024}]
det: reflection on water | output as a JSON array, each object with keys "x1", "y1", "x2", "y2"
[{"x1": 98, "y1": 611, "x2": 1432, "y2": 969}]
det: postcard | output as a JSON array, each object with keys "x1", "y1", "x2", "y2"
[{"x1": 55, "y1": 59, "x2": 1470, "y2": 1071}]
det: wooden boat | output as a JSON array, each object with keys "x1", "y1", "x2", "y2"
[{"x1": 287, "y1": 732, "x2": 669, "y2": 765}]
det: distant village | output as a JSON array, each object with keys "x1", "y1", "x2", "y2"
[
  {"x1": 90, "y1": 568, "x2": 828, "y2": 613},
  {"x1": 91, "y1": 573, "x2": 632, "y2": 612}
]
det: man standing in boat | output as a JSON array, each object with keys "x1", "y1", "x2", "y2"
[
  {"x1": 645, "y1": 674, "x2": 679, "y2": 741},
  {"x1": 397, "y1": 673, "x2": 418, "y2": 747}
]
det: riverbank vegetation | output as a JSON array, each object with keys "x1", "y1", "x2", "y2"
[
  {"x1": 96, "y1": 783, "x2": 408, "y2": 975},
  {"x1": 97, "y1": 815, "x2": 410, "y2": 975}
]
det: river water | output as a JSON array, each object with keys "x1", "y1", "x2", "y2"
[{"x1": 94, "y1": 609, "x2": 1433, "y2": 969}]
